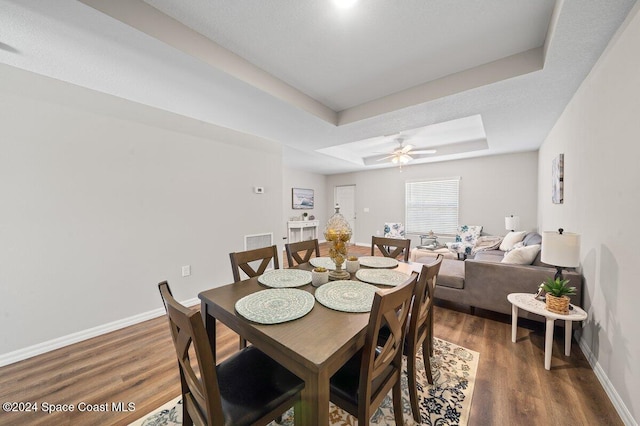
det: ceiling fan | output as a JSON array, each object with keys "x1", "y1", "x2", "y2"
[{"x1": 377, "y1": 137, "x2": 437, "y2": 165}]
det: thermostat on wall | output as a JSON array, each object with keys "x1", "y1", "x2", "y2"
[{"x1": 254, "y1": 186, "x2": 264, "y2": 194}]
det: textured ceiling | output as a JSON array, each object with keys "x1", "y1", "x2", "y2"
[{"x1": 0, "y1": 0, "x2": 637, "y2": 174}]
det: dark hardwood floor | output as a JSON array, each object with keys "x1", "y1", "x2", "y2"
[{"x1": 0, "y1": 243, "x2": 623, "y2": 425}]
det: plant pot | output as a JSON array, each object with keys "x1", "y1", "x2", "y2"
[
  {"x1": 546, "y1": 294, "x2": 570, "y2": 314},
  {"x1": 311, "y1": 269, "x2": 329, "y2": 287},
  {"x1": 345, "y1": 259, "x2": 359, "y2": 273}
]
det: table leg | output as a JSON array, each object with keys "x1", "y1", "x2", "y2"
[
  {"x1": 298, "y1": 370, "x2": 329, "y2": 426},
  {"x1": 511, "y1": 304, "x2": 518, "y2": 343},
  {"x1": 545, "y1": 318, "x2": 554, "y2": 370},
  {"x1": 201, "y1": 303, "x2": 217, "y2": 365},
  {"x1": 565, "y1": 320, "x2": 572, "y2": 356}
]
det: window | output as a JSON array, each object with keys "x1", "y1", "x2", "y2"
[{"x1": 405, "y1": 178, "x2": 460, "y2": 235}]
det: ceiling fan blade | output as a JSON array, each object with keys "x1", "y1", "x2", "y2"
[
  {"x1": 410, "y1": 149, "x2": 437, "y2": 155},
  {"x1": 400, "y1": 144, "x2": 414, "y2": 154},
  {"x1": 376, "y1": 154, "x2": 395, "y2": 161}
]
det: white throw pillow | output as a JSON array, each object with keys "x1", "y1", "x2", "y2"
[
  {"x1": 499, "y1": 231, "x2": 527, "y2": 251},
  {"x1": 505, "y1": 241, "x2": 525, "y2": 253},
  {"x1": 501, "y1": 244, "x2": 540, "y2": 265}
]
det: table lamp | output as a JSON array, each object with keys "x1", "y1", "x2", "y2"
[
  {"x1": 505, "y1": 215, "x2": 520, "y2": 232},
  {"x1": 541, "y1": 228, "x2": 581, "y2": 280}
]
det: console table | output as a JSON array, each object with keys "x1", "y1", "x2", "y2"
[
  {"x1": 287, "y1": 220, "x2": 319, "y2": 243},
  {"x1": 507, "y1": 292, "x2": 587, "y2": 370}
]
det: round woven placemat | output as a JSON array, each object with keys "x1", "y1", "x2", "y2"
[
  {"x1": 258, "y1": 269, "x2": 312, "y2": 288},
  {"x1": 355, "y1": 269, "x2": 410, "y2": 286},
  {"x1": 314, "y1": 280, "x2": 377, "y2": 313},
  {"x1": 235, "y1": 289, "x2": 315, "y2": 324}
]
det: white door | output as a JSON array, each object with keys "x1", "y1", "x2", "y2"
[{"x1": 335, "y1": 185, "x2": 356, "y2": 242}]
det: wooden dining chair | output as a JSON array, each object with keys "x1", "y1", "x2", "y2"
[
  {"x1": 406, "y1": 255, "x2": 443, "y2": 421},
  {"x1": 229, "y1": 245, "x2": 280, "y2": 282},
  {"x1": 329, "y1": 272, "x2": 417, "y2": 425},
  {"x1": 158, "y1": 282, "x2": 304, "y2": 426},
  {"x1": 285, "y1": 239, "x2": 320, "y2": 267},
  {"x1": 229, "y1": 245, "x2": 280, "y2": 349},
  {"x1": 371, "y1": 236, "x2": 411, "y2": 262}
]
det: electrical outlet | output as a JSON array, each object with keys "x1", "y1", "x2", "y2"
[{"x1": 181, "y1": 265, "x2": 191, "y2": 277}]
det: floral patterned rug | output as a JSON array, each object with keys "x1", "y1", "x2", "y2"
[{"x1": 130, "y1": 338, "x2": 478, "y2": 426}]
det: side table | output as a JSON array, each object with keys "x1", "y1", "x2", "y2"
[{"x1": 507, "y1": 293, "x2": 587, "y2": 370}]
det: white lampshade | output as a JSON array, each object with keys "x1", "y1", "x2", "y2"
[
  {"x1": 541, "y1": 230, "x2": 581, "y2": 267},
  {"x1": 505, "y1": 215, "x2": 520, "y2": 231}
]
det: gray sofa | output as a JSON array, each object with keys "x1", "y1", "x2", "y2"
[{"x1": 414, "y1": 232, "x2": 583, "y2": 324}]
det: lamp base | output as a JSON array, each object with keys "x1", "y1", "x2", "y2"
[{"x1": 554, "y1": 267, "x2": 564, "y2": 281}]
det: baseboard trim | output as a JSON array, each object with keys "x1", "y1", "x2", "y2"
[
  {"x1": 0, "y1": 297, "x2": 200, "y2": 368},
  {"x1": 578, "y1": 336, "x2": 637, "y2": 425}
]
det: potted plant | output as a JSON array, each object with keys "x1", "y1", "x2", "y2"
[
  {"x1": 312, "y1": 266, "x2": 329, "y2": 287},
  {"x1": 345, "y1": 256, "x2": 359, "y2": 273},
  {"x1": 539, "y1": 277, "x2": 577, "y2": 314}
]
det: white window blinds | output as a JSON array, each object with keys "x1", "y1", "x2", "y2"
[{"x1": 405, "y1": 178, "x2": 460, "y2": 235}]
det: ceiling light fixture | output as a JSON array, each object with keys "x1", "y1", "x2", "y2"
[{"x1": 333, "y1": 0, "x2": 358, "y2": 9}]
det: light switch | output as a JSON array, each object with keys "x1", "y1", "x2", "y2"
[{"x1": 182, "y1": 265, "x2": 191, "y2": 277}]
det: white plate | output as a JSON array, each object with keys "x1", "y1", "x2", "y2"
[
  {"x1": 235, "y1": 289, "x2": 315, "y2": 324},
  {"x1": 358, "y1": 256, "x2": 399, "y2": 268},
  {"x1": 309, "y1": 257, "x2": 337, "y2": 270},
  {"x1": 355, "y1": 269, "x2": 410, "y2": 286},
  {"x1": 314, "y1": 280, "x2": 378, "y2": 313},
  {"x1": 258, "y1": 269, "x2": 312, "y2": 288}
]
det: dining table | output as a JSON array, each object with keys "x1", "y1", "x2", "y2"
[{"x1": 198, "y1": 259, "x2": 421, "y2": 426}]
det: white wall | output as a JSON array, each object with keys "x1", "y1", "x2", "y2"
[
  {"x1": 326, "y1": 152, "x2": 538, "y2": 245},
  {"x1": 0, "y1": 65, "x2": 283, "y2": 358},
  {"x1": 282, "y1": 168, "x2": 328, "y2": 242},
  {"x1": 538, "y1": 3, "x2": 640, "y2": 424}
]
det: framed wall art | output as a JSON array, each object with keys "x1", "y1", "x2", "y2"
[
  {"x1": 552, "y1": 154, "x2": 564, "y2": 204},
  {"x1": 292, "y1": 188, "x2": 314, "y2": 209}
]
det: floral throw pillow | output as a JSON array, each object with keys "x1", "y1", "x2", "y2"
[
  {"x1": 454, "y1": 225, "x2": 482, "y2": 245},
  {"x1": 384, "y1": 222, "x2": 405, "y2": 238},
  {"x1": 447, "y1": 225, "x2": 483, "y2": 255}
]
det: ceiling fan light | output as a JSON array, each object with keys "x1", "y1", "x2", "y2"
[
  {"x1": 399, "y1": 154, "x2": 412, "y2": 164},
  {"x1": 391, "y1": 156, "x2": 399, "y2": 164}
]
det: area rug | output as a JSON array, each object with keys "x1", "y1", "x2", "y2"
[{"x1": 130, "y1": 338, "x2": 478, "y2": 426}]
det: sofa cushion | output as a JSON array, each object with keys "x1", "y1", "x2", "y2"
[
  {"x1": 501, "y1": 244, "x2": 540, "y2": 265},
  {"x1": 435, "y1": 259, "x2": 465, "y2": 290},
  {"x1": 473, "y1": 250, "x2": 505, "y2": 263},
  {"x1": 499, "y1": 231, "x2": 526, "y2": 251}
]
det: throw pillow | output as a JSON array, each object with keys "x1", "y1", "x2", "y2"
[
  {"x1": 505, "y1": 241, "x2": 524, "y2": 253},
  {"x1": 499, "y1": 231, "x2": 527, "y2": 251},
  {"x1": 522, "y1": 232, "x2": 542, "y2": 246},
  {"x1": 501, "y1": 244, "x2": 541, "y2": 265}
]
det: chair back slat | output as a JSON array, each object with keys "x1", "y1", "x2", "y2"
[
  {"x1": 371, "y1": 236, "x2": 411, "y2": 262},
  {"x1": 409, "y1": 255, "x2": 443, "y2": 344},
  {"x1": 360, "y1": 273, "x2": 417, "y2": 409},
  {"x1": 229, "y1": 245, "x2": 280, "y2": 281},
  {"x1": 285, "y1": 239, "x2": 320, "y2": 266},
  {"x1": 158, "y1": 282, "x2": 225, "y2": 425}
]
